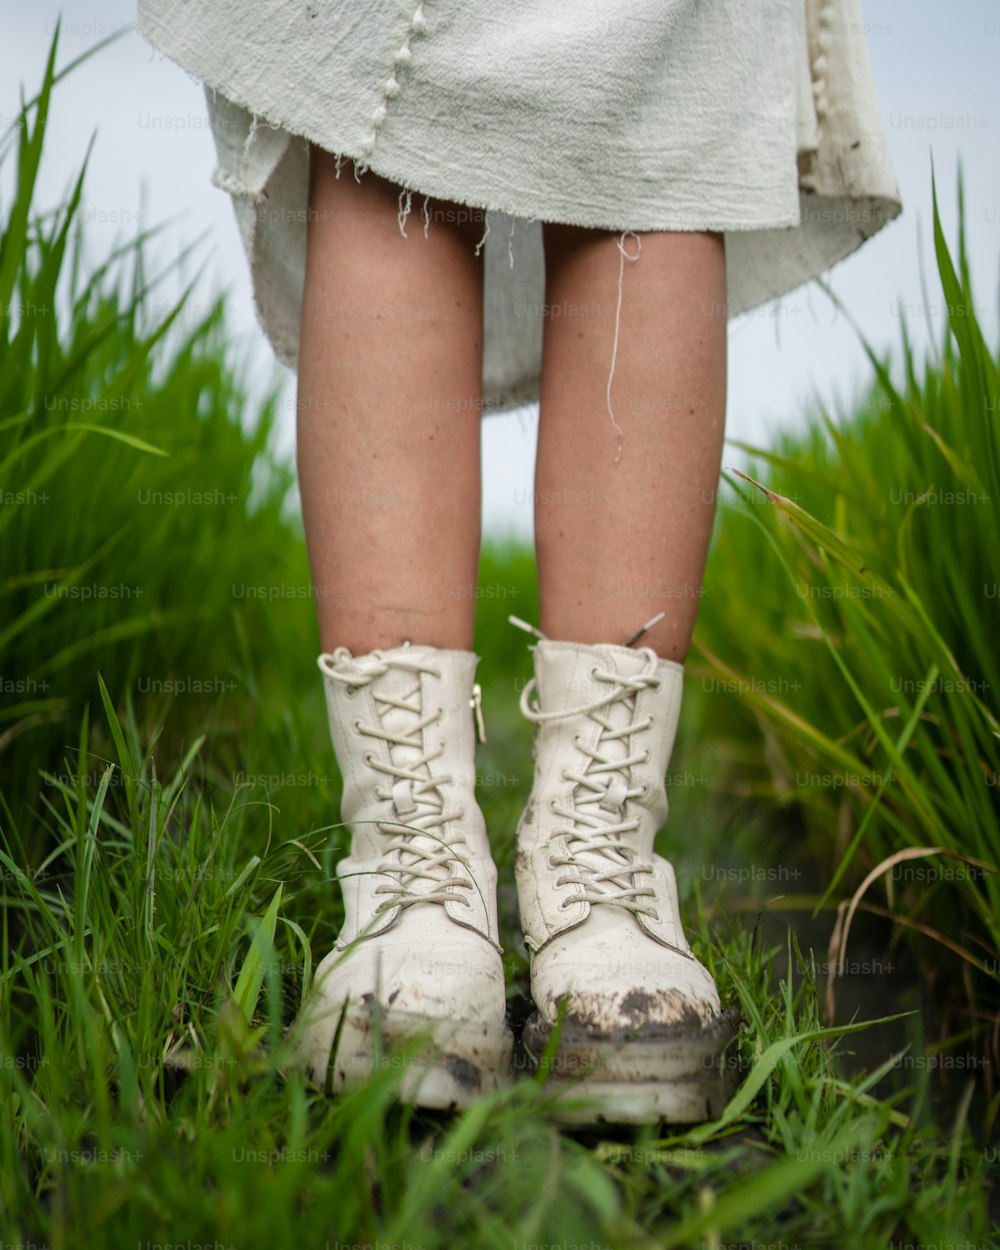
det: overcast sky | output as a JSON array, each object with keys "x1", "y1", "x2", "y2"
[{"x1": 3, "y1": 2, "x2": 998, "y2": 540}]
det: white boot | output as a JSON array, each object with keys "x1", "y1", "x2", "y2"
[
  {"x1": 294, "y1": 641, "x2": 513, "y2": 1109},
  {"x1": 512, "y1": 620, "x2": 739, "y2": 1124}
]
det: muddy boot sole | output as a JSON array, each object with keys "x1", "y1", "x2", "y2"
[{"x1": 522, "y1": 1004, "x2": 742, "y2": 1125}]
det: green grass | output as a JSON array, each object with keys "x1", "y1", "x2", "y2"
[
  {"x1": 1, "y1": 26, "x2": 998, "y2": 1249},
  {"x1": 688, "y1": 172, "x2": 1000, "y2": 1079},
  {"x1": 0, "y1": 28, "x2": 328, "y2": 850},
  {"x1": 2, "y1": 693, "x2": 993, "y2": 1247}
]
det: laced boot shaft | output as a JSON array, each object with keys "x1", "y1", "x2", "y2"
[
  {"x1": 320, "y1": 645, "x2": 495, "y2": 945},
  {"x1": 516, "y1": 638, "x2": 694, "y2": 958},
  {"x1": 320, "y1": 643, "x2": 500, "y2": 949}
]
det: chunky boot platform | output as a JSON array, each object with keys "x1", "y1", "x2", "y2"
[
  {"x1": 295, "y1": 642, "x2": 513, "y2": 1109},
  {"x1": 512, "y1": 620, "x2": 740, "y2": 1124}
]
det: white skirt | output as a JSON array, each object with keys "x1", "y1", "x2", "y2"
[{"x1": 137, "y1": 0, "x2": 902, "y2": 413}]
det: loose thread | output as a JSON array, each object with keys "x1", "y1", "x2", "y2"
[
  {"x1": 421, "y1": 195, "x2": 431, "y2": 238},
  {"x1": 474, "y1": 211, "x2": 491, "y2": 257},
  {"x1": 508, "y1": 216, "x2": 516, "y2": 269},
  {"x1": 606, "y1": 230, "x2": 641, "y2": 464},
  {"x1": 241, "y1": 112, "x2": 259, "y2": 162},
  {"x1": 397, "y1": 187, "x2": 413, "y2": 237}
]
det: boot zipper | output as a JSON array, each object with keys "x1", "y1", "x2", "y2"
[{"x1": 470, "y1": 682, "x2": 487, "y2": 744}]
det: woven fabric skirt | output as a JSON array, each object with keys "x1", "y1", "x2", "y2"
[{"x1": 137, "y1": 0, "x2": 902, "y2": 413}]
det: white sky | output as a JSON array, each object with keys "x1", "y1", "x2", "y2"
[{"x1": 2, "y1": 1, "x2": 998, "y2": 541}]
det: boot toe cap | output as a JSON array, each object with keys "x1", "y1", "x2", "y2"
[
  {"x1": 531, "y1": 911, "x2": 723, "y2": 1035},
  {"x1": 300, "y1": 904, "x2": 507, "y2": 1046}
]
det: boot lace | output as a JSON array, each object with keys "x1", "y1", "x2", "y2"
[
  {"x1": 319, "y1": 646, "x2": 475, "y2": 914},
  {"x1": 519, "y1": 649, "x2": 662, "y2": 919}
]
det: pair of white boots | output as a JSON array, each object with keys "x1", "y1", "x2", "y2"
[{"x1": 294, "y1": 623, "x2": 739, "y2": 1124}]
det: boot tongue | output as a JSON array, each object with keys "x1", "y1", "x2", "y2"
[{"x1": 370, "y1": 658, "x2": 428, "y2": 776}]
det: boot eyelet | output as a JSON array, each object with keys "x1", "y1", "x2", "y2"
[
  {"x1": 573, "y1": 735, "x2": 583, "y2": 746},
  {"x1": 353, "y1": 719, "x2": 363, "y2": 731},
  {"x1": 456, "y1": 806, "x2": 467, "y2": 820},
  {"x1": 649, "y1": 680, "x2": 661, "y2": 691},
  {"x1": 641, "y1": 751, "x2": 650, "y2": 763},
  {"x1": 548, "y1": 799, "x2": 558, "y2": 812},
  {"x1": 364, "y1": 752, "x2": 376, "y2": 766},
  {"x1": 638, "y1": 784, "x2": 648, "y2": 797},
  {"x1": 589, "y1": 666, "x2": 599, "y2": 679},
  {"x1": 560, "y1": 768, "x2": 570, "y2": 782}
]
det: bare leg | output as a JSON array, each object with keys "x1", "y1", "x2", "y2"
[
  {"x1": 535, "y1": 224, "x2": 727, "y2": 662},
  {"x1": 296, "y1": 150, "x2": 486, "y2": 654}
]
